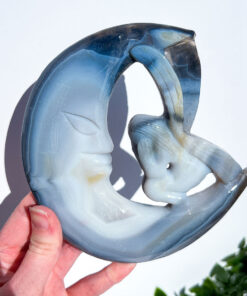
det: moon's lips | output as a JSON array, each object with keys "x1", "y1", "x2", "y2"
[{"x1": 21, "y1": 23, "x2": 247, "y2": 262}]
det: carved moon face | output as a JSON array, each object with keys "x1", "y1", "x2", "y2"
[{"x1": 22, "y1": 24, "x2": 247, "y2": 262}]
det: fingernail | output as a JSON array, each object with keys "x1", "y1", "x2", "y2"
[{"x1": 29, "y1": 207, "x2": 49, "y2": 230}]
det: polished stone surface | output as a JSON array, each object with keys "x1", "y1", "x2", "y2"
[{"x1": 22, "y1": 24, "x2": 247, "y2": 262}]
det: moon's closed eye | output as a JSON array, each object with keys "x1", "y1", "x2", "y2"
[{"x1": 63, "y1": 111, "x2": 99, "y2": 135}]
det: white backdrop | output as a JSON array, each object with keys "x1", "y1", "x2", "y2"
[{"x1": 0, "y1": 0, "x2": 247, "y2": 295}]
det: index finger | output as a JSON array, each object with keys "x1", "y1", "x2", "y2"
[{"x1": 0, "y1": 193, "x2": 35, "y2": 261}]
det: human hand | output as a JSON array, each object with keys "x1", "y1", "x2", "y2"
[{"x1": 0, "y1": 193, "x2": 136, "y2": 295}]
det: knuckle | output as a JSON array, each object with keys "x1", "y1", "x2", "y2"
[
  {"x1": 29, "y1": 237, "x2": 60, "y2": 256},
  {"x1": 104, "y1": 267, "x2": 119, "y2": 285}
]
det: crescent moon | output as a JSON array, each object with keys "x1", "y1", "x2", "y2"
[{"x1": 22, "y1": 23, "x2": 247, "y2": 262}]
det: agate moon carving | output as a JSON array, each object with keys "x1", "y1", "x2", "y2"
[{"x1": 21, "y1": 24, "x2": 247, "y2": 262}]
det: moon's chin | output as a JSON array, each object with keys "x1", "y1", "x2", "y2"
[{"x1": 89, "y1": 177, "x2": 167, "y2": 224}]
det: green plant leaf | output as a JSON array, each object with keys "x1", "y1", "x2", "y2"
[
  {"x1": 190, "y1": 278, "x2": 218, "y2": 296},
  {"x1": 222, "y1": 253, "x2": 235, "y2": 263},
  {"x1": 238, "y1": 238, "x2": 246, "y2": 250},
  {"x1": 154, "y1": 287, "x2": 168, "y2": 296},
  {"x1": 210, "y1": 263, "x2": 229, "y2": 283},
  {"x1": 178, "y1": 287, "x2": 189, "y2": 296}
]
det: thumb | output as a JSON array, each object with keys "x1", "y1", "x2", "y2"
[{"x1": 6, "y1": 205, "x2": 63, "y2": 296}]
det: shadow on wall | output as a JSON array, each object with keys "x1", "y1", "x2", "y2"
[
  {"x1": 108, "y1": 76, "x2": 142, "y2": 199},
  {"x1": 0, "y1": 75, "x2": 142, "y2": 230}
]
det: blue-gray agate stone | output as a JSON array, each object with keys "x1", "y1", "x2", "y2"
[{"x1": 21, "y1": 24, "x2": 247, "y2": 262}]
